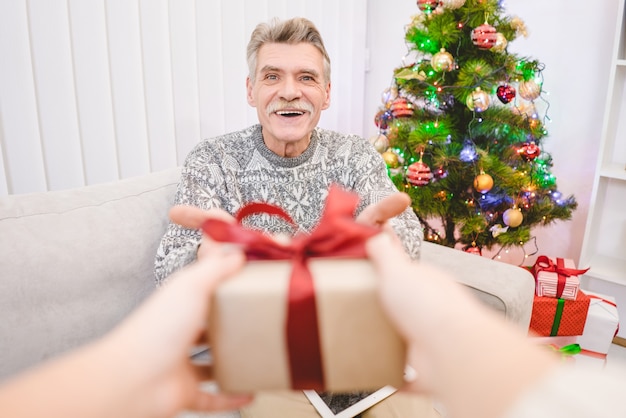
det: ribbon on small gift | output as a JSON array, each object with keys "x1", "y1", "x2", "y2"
[
  {"x1": 201, "y1": 185, "x2": 381, "y2": 391},
  {"x1": 533, "y1": 256, "x2": 589, "y2": 298}
]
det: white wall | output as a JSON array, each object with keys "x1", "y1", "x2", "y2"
[
  {"x1": 0, "y1": 0, "x2": 621, "y2": 269},
  {"x1": 365, "y1": 0, "x2": 620, "y2": 267}
]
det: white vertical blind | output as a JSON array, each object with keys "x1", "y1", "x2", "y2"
[
  {"x1": 68, "y1": 0, "x2": 119, "y2": 184},
  {"x1": 0, "y1": 0, "x2": 368, "y2": 196},
  {"x1": 0, "y1": 0, "x2": 48, "y2": 194}
]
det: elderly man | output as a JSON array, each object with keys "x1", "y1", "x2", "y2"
[{"x1": 155, "y1": 16, "x2": 431, "y2": 418}]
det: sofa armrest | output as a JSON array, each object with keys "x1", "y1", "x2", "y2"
[{"x1": 421, "y1": 241, "x2": 535, "y2": 329}]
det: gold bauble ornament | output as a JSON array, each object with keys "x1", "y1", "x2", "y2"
[
  {"x1": 510, "y1": 16, "x2": 528, "y2": 38},
  {"x1": 492, "y1": 33, "x2": 508, "y2": 53},
  {"x1": 466, "y1": 87, "x2": 490, "y2": 112},
  {"x1": 441, "y1": 0, "x2": 465, "y2": 9},
  {"x1": 519, "y1": 79, "x2": 541, "y2": 101},
  {"x1": 431, "y1": 48, "x2": 455, "y2": 72},
  {"x1": 503, "y1": 206, "x2": 523, "y2": 228},
  {"x1": 473, "y1": 171, "x2": 494, "y2": 193},
  {"x1": 369, "y1": 134, "x2": 389, "y2": 153},
  {"x1": 382, "y1": 150, "x2": 400, "y2": 168}
]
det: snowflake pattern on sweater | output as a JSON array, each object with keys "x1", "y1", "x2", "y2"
[{"x1": 154, "y1": 124, "x2": 423, "y2": 285}]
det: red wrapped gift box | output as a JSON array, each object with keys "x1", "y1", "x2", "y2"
[{"x1": 529, "y1": 290, "x2": 590, "y2": 336}]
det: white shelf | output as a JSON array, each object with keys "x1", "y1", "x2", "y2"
[
  {"x1": 599, "y1": 162, "x2": 626, "y2": 180},
  {"x1": 580, "y1": 0, "x2": 626, "y2": 289},
  {"x1": 582, "y1": 254, "x2": 626, "y2": 286}
]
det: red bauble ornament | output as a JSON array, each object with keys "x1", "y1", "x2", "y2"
[
  {"x1": 518, "y1": 142, "x2": 540, "y2": 161},
  {"x1": 471, "y1": 23, "x2": 498, "y2": 49},
  {"x1": 496, "y1": 84, "x2": 516, "y2": 104},
  {"x1": 391, "y1": 97, "x2": 414, "y2": 118},
  {"x1": 417, "y1": 0, "x2": 441, "y2": 13},
  {"x1": 407, "y1": 160, "x2": 433, "y2": 186},
  {"x1": 464, "y1": 244, "x2": 482, "y2": 256}
]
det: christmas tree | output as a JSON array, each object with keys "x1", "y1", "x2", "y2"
[{"x1": 371, "y1": 0, "x2": 576, "y2": 256}]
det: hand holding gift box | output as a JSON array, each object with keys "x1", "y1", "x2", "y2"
[
  {"x1": 202, "y1": 185, "x2": 407, "y2": 393},
  {"x1": 532, "y1": 256, "x2": 589, "y2": 300}
]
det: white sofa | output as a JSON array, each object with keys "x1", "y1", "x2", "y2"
[{"x1": 0, "y1": 167, "x2": 535, "y2": 381}]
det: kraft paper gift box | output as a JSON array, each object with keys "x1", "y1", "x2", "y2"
[
  {"x1": 529, "y1": 291, "x2": 590, "y2": 336},
  {"x1": 202, "y1": 185, "x2": 406, "y2": 393},
  {"x1": 208, "y1": 258, "x2": 406, "y2": 393},
  {"x1": 532, "y1": 256, "x2": 588, "y2": 300}
]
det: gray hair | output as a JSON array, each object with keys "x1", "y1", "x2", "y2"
[{"x1": 246, "y1": 17, "x2": 331, "y2": 84}]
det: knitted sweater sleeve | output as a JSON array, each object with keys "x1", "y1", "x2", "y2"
[
  {"x1": 350, "y1": 137, "x2": 424, "y2": 260},
  {"x1": 153, "y1": 142, "x2": 230, "y2": 286}
]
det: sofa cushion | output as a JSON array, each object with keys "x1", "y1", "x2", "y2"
[{"x1": 0, "y1": 168, "x2": 180, "y2": 380}]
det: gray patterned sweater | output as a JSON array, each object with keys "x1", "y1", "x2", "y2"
[{"x1": 154, "y1": 124, "x2": 423, "y2": 285}]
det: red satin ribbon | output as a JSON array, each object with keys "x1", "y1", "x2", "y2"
[
  {"x1": 533, "y1": 256, "x2": 589, "y2": 298},
  {"x1": 201, "y1": 185, "x2": 381, "y2": 390}
]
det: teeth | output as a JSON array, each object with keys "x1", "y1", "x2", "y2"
[{"x1": 276, "y1": 110, "x2": 304, "y2": 116}]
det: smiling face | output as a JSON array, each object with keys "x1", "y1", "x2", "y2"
[{"x1": 246, "y1": 42, "x2": 331, "y2": 157}]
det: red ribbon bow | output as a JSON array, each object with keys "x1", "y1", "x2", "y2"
[
  {"x1": 201, "y1": 185, "x2": 381, "y2": 390},
  {"x1": 533, "y1": 256, "x2": 589, "y2": 298}
]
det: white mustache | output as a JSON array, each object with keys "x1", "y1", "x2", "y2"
[{"x1": 266, "y1": 100, "x2": 314, "y2": 116}]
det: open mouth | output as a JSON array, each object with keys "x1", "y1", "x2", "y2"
[{"x1": 275, "y1": 110, "x2": 306, "y2": 117}]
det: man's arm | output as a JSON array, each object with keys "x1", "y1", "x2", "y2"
[
  {"x1": 154, "y1": 145, "x2": 230, "y2": 286},
  {"x1": 353, "y1": 143, "x2": 424, "y2": 260}
]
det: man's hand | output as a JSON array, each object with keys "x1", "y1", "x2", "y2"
[
  {"x1": 169, "y1": 205, "x2": 236, "y2": 260},
  {"x1": 356, "y1": 192, "x2": 412, "y2": 227}
]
